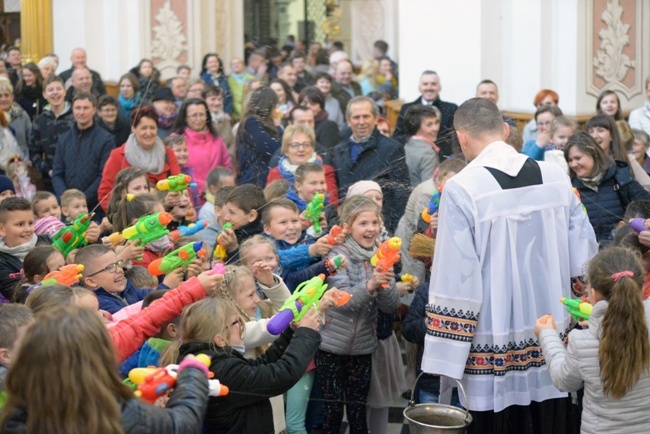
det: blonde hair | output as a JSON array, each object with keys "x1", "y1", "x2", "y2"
[
  {"x1": 61, "y1": 188, "x2": 86, "y2": 208},
  {"x1": 0, "y1": 306, "x2": 132, "y2": 434},
  {"x1": 338, "y1": 195, "x2": 381, "y2": 228},
  {"x1": 212, "y1": 265, "x2": 276, "y2": 356},
  {"x1": 355, "y1": 59, "x2": 378, "y2": 89},
  {"x1": 280, "y1": 124, "x2": 316, "y2": 155},
  {"x1": 587, "y1": 247, "x2": 649, "y2": 399},
  {"x1": 0, "y1": 76, "x2": 13, "y2": 94},
  {"x1": 159, "y1": 297, "x2": 238, "y2": 366},
  {"x1": 239, "y1": 235, "x2": 278, "y2": 267},
  {"x1": 549, "y1": 116, "x2": 577, "y2": 137}
]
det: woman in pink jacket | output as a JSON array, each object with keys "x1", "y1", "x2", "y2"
[{"x1": 173, "y1": 98, "x2": 232, "y2": 195}]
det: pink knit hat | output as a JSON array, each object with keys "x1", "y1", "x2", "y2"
[
  {"x1": 33, "y1": 216, "x2": 65, "y2": 237},
  {"x1": 346, "y1": 180, "x2": 382, "y2": 198}
]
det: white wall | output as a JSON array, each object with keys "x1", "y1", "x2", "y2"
[
  {"x1": 52, "y1": 0, "x2": 143, "y2": 81},
  {"x1": 52, "y1": 0, "x2": 244, "y2": 83},
  {"x1": 397, "y1": 0, "x2": 482, "y2": 107},
  {"x1": 397, "y1": 0, "x2": 649, "y2": 116}
]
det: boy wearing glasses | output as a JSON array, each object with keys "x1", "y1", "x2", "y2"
[
  {"x1": 76, "y1": 245, "x2": 174, "y2": 314},
  {"x1": 0, "y1": 197, "x2": 52, "y2": 301}
]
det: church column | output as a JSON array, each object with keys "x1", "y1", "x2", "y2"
[{"x1": 21, "y1": 0, "x2": 53, "y2": 62}]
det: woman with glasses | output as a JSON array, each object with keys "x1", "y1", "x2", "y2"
[
  {"x1": 266, "y1": 124, "x2": 339, "y2": 205},
  {"x1": 98, "y1": 106, "x2": 181, "y2": 212},
  {"x1": 172, "y1": 98, "x2": 232, "y2": 196}
]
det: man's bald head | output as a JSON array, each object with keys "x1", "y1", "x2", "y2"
[{"x1": 72, "y1": 68, "x2": 92, "y2": 93}]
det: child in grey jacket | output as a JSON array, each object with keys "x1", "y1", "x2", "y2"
[
  {"x1": 535, "y1": 247, "x2": 650, "y2": 434},
  {"x1": 316, "y1": 195, "x2": 400, "y2": 434}
]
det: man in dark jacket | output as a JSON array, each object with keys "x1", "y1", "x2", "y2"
[
  {"x1": 59, "y1": 48, "x2": 107, "y2": 96},
  {"x1": 393, "y1": 70, "x2": 458, "y2": 159},
  {"x1": 331, "y1": 60, "x2": 362, "y2": 115},
  {"x1": 51, "y1": 93, "x2": 115, "y2": 212},
  {"x1": 64, "y1": 67, "x2": 105, "y2": 102},
  {"x1": 29, "y1": 76, "x2": 74, "y2": 192},
  {"x1": 332, "y1": 96, "x2": 410, "y2": 232}
]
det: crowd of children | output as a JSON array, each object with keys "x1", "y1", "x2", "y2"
[{"x1": 1, "y1": 80, "x2": 650, "y2": 434}]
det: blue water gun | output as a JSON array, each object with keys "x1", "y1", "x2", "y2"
[{"x1": 421, "y1": 190, "x2": 441, "y2": 223}]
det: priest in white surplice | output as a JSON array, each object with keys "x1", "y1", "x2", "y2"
[{"x1": 422, "y1": 98, "x2": 597, "y2": 433}]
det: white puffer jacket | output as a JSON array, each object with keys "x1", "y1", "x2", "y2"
[{"x1": 539, "y1": 300, "x2": 650, "y2": 434}]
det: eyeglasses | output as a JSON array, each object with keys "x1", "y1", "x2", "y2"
[
  {"x1": 188, "y1": 113, "x2": 207, "y2": 120},
  {"x1": 86, "y1": 260, "x2": 125, "y2": 277},
  {"x1": 288, "y1": 142, "x2": 313, "y2": 150},
  {"x1": 225, "y1": 317, "x2": 244, "y2": 331}
]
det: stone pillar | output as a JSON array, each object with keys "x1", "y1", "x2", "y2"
[{"x1": 21, "y1": 0, "x2": 53, "y2": 62}]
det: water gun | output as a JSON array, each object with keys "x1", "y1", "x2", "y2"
[
  {"x1": 630, "y1": 218, "x2": 648, "y2": 233},
  {"x1": 267, "y1": 274, "x2": 351, "y2": 335},
  {"x1": 148, "y1": 241, "x2": 207, "y2": 276},
  {"x1": 421, "y1": 190, "x2": 441, "y2": 223},
  {"x1": 401, "y1": 274, "x2": 416, "y2": 284},
  {"x1": 573, "y1": 188, "x2": 587, "y2": 213},
  {"x1": 41, "y1": 264, "x2": 84, "y2": 286},
  {"x1": 325, "y1": 224, "x2": 347, "y2": 245},
  {"x1": 213, "y1": 222, "x2": 233, "y2": 262},
  {"x1": 122, "y1": 212, "x2": 173, "y2": 246},
  {"x1": 370, "y1": 237, "x2": 401, "y2": 288},
  {"x1": 169, "y1": 220, "x2": 209, "y2": 242},
  {"x1": 128, "y1": 354, "x2": 229, "y2": 404},
  {"x1": 157, "y1": 174, "x2": 192, "y2": 192},
  {"x1": 211, "y1": 263, "x2": 226, "y2": 275},
  {"x1": 561, "y1": 297, "x2": 593, "y2": 321},
  {"x1": 107, "y1": 232, "x2": 124, "y2": 247},
  {"x1": 304, "y1": 193, "x2": 325, "y2": 233},
  {"x1": 51, "y1": 212, "x2": 94, "y2": 259},
  {"x1": 189, "y1": 182, "x2": 201, "y2": 208}
]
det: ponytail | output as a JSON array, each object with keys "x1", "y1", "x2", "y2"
[{"x1": 588, "y1": 247, "x2": 650, "y2": 398}]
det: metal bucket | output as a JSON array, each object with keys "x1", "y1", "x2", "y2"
[{"x1": 403, "y1": 373, "x2": 472, "y2": 433}]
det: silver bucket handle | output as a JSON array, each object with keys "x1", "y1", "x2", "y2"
[{"x1": 408, "y1": 371, "x2": 471, "y2": 424}]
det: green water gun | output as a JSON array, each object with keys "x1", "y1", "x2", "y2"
[
  {"x1": 51, "y1": 212, "x2": 94, "y2": 259},
  {"x1": 305, "y1": 193, "x2": 325, "y2": 232}
]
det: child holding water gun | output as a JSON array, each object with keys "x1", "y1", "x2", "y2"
[
  {"x1": 11, "y1": 245, "x2": 65, "y2": 303},
  {"x1": 317, "y1": 195, "x2": 400, "y2": 434},
  {"x1": 110, "y1": 193, "x2": 172, "y2": 268},
  {"x1": 105, "y1": 167, "x2": 152, "y2": 220},
  {"x1": 168, "y1": 297, "x2": 322, "y2": 434},
  {"x1": 286, "y1": 162, "x2": 337, "y2": 236},
  {"x1": 0, "y1": 305, "x2": 212, "y2": 433},
  {"x1": 238, "y1": 234, "x2": 347, "y2": 433},
  {"x1": 260, "y1": 198, "x2": 338, "y2": 283},
  {"x1": 535, "y1": 247, "x2": 650, "y2": 433}
]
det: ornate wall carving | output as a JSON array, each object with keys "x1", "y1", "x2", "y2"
[
  {"x1": 587, "y1": 0, "x2": 642, "y2": 99},
  {"x1": 149, "y1": 0, "x2": 188, "y2": 78}
]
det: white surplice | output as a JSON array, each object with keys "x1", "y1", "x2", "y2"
[{"x1": 422, "y1": 141, "x2": 598, "y2": 412}]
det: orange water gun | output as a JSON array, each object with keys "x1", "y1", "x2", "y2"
[
  {"x1": 41, "y1": 264, "x2": 84, "y2": 286},
  {"x1": 370, "y1": 237, "x2": 401, "y2": 288},
  {"x1": 325, "y1": 224, "x2": 347, "y2": 245}
]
